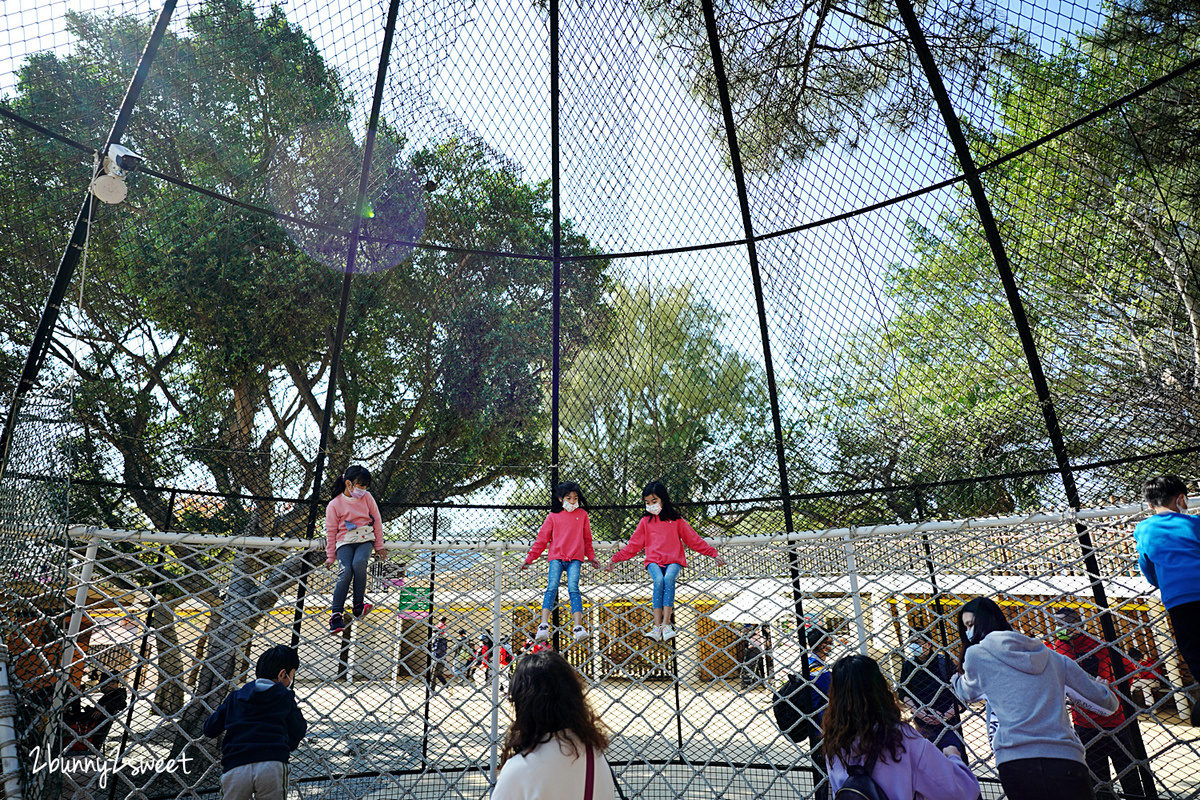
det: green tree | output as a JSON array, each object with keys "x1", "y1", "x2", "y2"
[
  {"x1": 0, "y1": 0, "x2": 608, "y2": 782},
  {"x1": 642, "y1": 0, "x2": 1016, "y2": 171},
  {"x1": 558, "y1": 282, "x2": 778, "y2": 538},
  {"x1": 805, "y1": 3, "x2": 1200, "y2": 520}
]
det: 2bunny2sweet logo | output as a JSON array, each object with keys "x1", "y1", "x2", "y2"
[{"x1": 30, "y1": 746, "x2": 193, "y2": 789}]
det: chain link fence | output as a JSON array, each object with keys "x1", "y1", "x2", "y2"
[
  {"x1": 3, "y1": 0, "x2": 1200, "y2": 796},
  {"x1": 6, "y1": 501, "x2": 1193, "y2": 800}
]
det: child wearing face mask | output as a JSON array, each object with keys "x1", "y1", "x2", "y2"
[
  {"x1": 520, "y1": 482, "x2": 599, "y2": 643},
  {"x1": 605, "y1": 480, "x2": 725, "y2": 642},
  {"x1": 324, "y1": 465, "x2": 387, "y2": 634}
]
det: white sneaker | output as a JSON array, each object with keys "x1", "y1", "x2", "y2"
[
  {"x1": 535, "y1": 623, "x2": 550, "y2": 642},
  {"x1": 573, "y1": 626, "x2": 590, "y2": 642},
  {"x1": 661, "y1": 625, "x2": 676, "y2": 641},
  {"x1": 646, "y1": 626, "x2": 662, "y2": 641}
]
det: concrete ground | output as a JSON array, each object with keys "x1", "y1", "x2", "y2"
[{"x1": 281, "y1": 678, "x2": 1200, "y2": 800}]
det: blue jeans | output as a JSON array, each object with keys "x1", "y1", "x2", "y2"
[
  {"x1": 542, "y1": 559, "x2": 583, "y2": 614},
  {"x1": 332, "y1": 542, "x2": 373, "y2": 615},
  {"x1": 647, "y1": 562, "x2": 682, "y2": 609}
]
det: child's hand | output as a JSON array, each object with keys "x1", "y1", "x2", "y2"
[
  {"x1": 714, "y1": 556, "x2": 727, "y2": 568},
  {"x1": 518, "y1": 561, "x2": 529, "y2": 571},
  {"x1": 324, "y1": 558, "x2": 335, "y2": 569},
  {"x1": 588, "y1": 559, "x2": 600, "y2": 569},
  {"x1": 374, "y1": 549, "x2": 387, "y2": 561},
  {"x1": 603, "y1": 559, "x2": 616, "y2": 573}
]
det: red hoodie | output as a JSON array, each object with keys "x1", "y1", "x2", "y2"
[
  {"x1": 524, "y1": 509, "x2": 595, "y2": 565},
  {"x1": 612, "y1": 515, "x2": 718, "y2": 568},
  {"x1": 1050, "y1": 632, "x2": 1134, "y2": 728}
]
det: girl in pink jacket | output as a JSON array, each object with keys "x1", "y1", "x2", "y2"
[
  {"x1": 520, "y1": 482, "x2": 598, "y2": 643},
  {"x1": 324, "y1": 465, "x2": 387, "y2": 634},
  {"x1": 605, "y1": 481, "x2": 724, "y2": 641}
]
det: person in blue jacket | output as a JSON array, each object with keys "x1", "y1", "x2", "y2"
[
  {"x1": 1134, "y1": 474, "x2": 1200, "y2": 726},
  {"x1": 203, "y1": 645, "x2": 308, "y2": 799}
]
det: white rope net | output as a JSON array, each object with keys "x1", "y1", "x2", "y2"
[{"x1": 14, "y1": 504, "x2": 1200, "y2": 800}]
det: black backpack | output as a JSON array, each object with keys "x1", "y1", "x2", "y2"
[
  {"x1": 833, "y1": 755, "x2": 890, "y2": 800},
  {"x1": 773, "y1": 673, "x2": 817, "y2": 742}
]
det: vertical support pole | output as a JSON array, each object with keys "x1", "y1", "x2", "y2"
[
  {"x1": 915, "y1": 492, "x2": 950, "y2": 646},
  {"x1": 698, "y1": 0, "x2": 812, "y2": 702},
  {"x1": 489, "y1": 548, "x2": 504, "y2": 784},
  {"x1": 0, "y1": 646, "x2": 22, "y2": 800},
  {"x1": 843, "y1": 534, "x2": 869, "y2": 655},
  {"x1": 894, "y1": 3, "x2": 1150, "y2": 780},
  {"x1": 549, "y1": 0, "x2": 562, "y2": 493},
  {"x1": 420, "y1": 505, "x2": 439, "y2": 768},
  {"x1": 44, "y1": 534, "x2": 99, "y2": 768}
]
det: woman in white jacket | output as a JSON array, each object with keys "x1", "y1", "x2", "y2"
[
  {"x1": 492, "y1": 651, "x2": 617, "y2": 800},
  {"x1": 952, "y1": 597, "x2": 1119, "y2": 800}
]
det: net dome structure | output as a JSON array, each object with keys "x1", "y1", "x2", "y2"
[{"x1": 1, "y1": 0, "x2": 1199, "y2": 797}]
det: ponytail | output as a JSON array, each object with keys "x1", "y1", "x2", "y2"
[{"x1": 330, "y1": 464, "x2": 372, "y2": 500}]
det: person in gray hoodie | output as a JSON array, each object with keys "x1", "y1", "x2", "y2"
[{"x1": 951, "y1": 597, "x2": 1118, "y2": 800}]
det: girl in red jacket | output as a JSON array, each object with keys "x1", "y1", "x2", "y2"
[
  {"x1": 520, "y1": 482, "x2": 599, "y2": 643},
  {"x1": 605, "y1": 480, "x2": 724, "y2": 641},
  {"x1": 324, "y1": 465, "x2": 387, "y2": 634}
]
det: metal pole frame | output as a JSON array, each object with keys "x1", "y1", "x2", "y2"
[
  {"x1": 294, "y1": 0, "x2": 406, "y2": 651},
  {"x1": 549, "y1": 0, "x2": 562, "y2": 495},
  {"x1": 698, "y1": 2, "x2": 815, "y2": 754},
  {"x1": 894, "y1": 0, "x2": 1150, "y2": 782},
  {"x1": 0, "y1": 0, "x2": 179, "y2": 479}
]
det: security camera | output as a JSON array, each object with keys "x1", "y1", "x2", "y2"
[
  {"x1": 104, "y1": 144, "x2": 144, "y2": 177},
  {"x1": 92, "y1": 144, "x2": 145, "y2": 204}
]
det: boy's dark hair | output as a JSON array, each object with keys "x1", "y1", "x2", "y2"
[
  {"x1": 330, "y1": 464, "x2": 372, "y2": 500},
  {"x1": 551, "y1": 481, "x2": 588, "y2": 513},
  {"x1": 1144, "y1": 475, "x2": 1188, "y2": 509},
  {"x1": 256, "y1": 645, "x2": 300, "y2": 680},
  {"x1": 641, "y1": 480, "x2": 682, "y2": 521},
  {"x1": 807, "y1": 626, "x2": 830, "y2": 650}
]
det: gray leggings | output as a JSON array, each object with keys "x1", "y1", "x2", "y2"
[{"x1": 332, "y1": 542, "x2": 373, "y2": 615}]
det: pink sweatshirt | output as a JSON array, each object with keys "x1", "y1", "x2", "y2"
[
  {"x1": 524, "y1": 509, "x2": 595, "y2": 565},
  {"x1": 325, "y1": 492, "x2": 385, "y2": 560},
  {"x1": 611, "y1": 516, "x2": 718, "y2": 568}
]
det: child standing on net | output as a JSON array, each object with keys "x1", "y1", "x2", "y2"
[
  {"x1": 605, "y1": 480, "x2": 724, "y2": 641},
  {"x1": 324, "y1": 465, "x2": 387, "y2": 634},
  {"x1": 520, "y1": 481, "x2": 599, "y2": 643}
]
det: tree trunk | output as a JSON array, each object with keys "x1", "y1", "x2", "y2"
[
  {"x1": 137, "y1": 549, "x2": 316, "y2": 797},
  {"x1": 150, "y1": 601, "x2": 185, "y2": 714}
]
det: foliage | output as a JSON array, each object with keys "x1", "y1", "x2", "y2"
[
  {"x1": 642, "y1": 0, "x2": 1016, "y2": 171},
  {"x1": 558, "y1": 282, "x2": 777, "y2": 538},
  {"x1": 804, "y1": 0, "x2": 1200, "y2": 519},
  {"x1": 0, "y1": 0, "x2": 608, "y2": 537}
]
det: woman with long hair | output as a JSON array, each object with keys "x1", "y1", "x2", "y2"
[
  {"x1": 492, "y1": 651, "x2": 617, "y2": 800},
  {"x1": 951, "y1": 597, "x2": 1118, "y2": 800},
  {"x1": 822, "y1": 654, "x2": 978, "y2": 800}
]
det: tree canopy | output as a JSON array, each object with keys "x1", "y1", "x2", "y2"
[{"x1": 805, "y1": 0, "x2": 1200, "y2": 521}]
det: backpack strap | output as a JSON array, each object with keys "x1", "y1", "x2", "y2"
[{"x1": 585, "y1": 746, "x2": 595, "y2": 800}]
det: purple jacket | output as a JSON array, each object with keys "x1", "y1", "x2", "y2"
[{"x1": 829, "y1": 725, "x2": 979, "y2": 800}]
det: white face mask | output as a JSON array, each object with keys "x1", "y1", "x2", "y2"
[
  {"x1": 906, "y1": 642, "x2": 924, "y2": 659},
  {"x1": 562, "y1": 500, "x2": 578, "y2": 512},
  {"x1": 646, "y1": 503, "x2": 662, "y2": 516},
  {"x1": 965, "y1": 625, "x2": 975, "y2": 642},
  {"x1": 350, "y1": 487, "x2": 366, "y2": 499}
]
